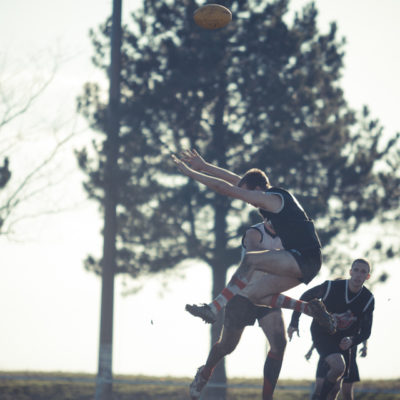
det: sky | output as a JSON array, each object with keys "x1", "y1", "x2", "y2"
[{"x1": 0, "y1": 0, "x2": 399, "y2": 383}]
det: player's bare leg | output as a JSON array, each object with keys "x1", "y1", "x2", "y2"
[
  {"x1": 189, "y1": 325, "x2": 244, "y2": 399},
  {"x1": 186, "y1": 250, "x2": 299, "y2": 323},
  {"x1": 258, "y1": 308, "x2": 287, "y2": 400},
  {"x1": 319, "y1": 354, "x2": 346, "y2": 400},
  {"x1": 186, "y1": 251, "x2": 336, "y2": 334}
]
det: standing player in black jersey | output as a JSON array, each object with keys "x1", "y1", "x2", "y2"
[
  {"x1": 172, "y1": 149, "x2": 335, "y2": 333},
  {"x1": 287, "y1": 259, "x2": 374, "y2": 400}
]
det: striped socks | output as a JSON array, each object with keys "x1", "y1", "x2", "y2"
[
  {"x1": 209, "y1": 276, "x2": 249, "y2": 314},
  {"x1": 270, "y1": 294, "x2": 312, "y2": 316}
]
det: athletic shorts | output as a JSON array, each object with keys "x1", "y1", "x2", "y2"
[
  {"x1": 313, "y1": 334, "x2": 351, "y2": 378},
  {"x1": 343, "y1": 347, "x2": 360, "y2": 383},
  {"x1": 315, "y1": 348, "x2": 358, "y2": 382},
  {"x1": 224, "y1": 295, "x2": 277, "y2": 329},
  {"x1": 288, "y1": 247, "x2": 322, "y2": 284}
]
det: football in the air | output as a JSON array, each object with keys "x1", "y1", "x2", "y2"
[{"x1": 193, "y1": 4, "x2": 232, "y2": 30}]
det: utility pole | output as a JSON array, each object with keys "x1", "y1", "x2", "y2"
[{"x1": 95, "y1": 0, "x2": 122, "y2": 399}]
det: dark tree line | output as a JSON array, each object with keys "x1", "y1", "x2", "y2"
[{"x1": 77, "y1": 0, "x2": 400, "y2": 396}]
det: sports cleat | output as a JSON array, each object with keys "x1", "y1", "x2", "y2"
[
  {"x1": 190, "y1": 365, "x2": 208, "y2": 399},
  {"x1": 185, "y1": 303, "x2": 217, "y2": 324},
  {"x1": 308, "y1": 298, "x2": 337, "y2": 335}
]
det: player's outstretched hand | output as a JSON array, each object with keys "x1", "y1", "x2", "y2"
[
  {"x1": 287, "y1": 325, "x2": 299, "y2": 341},
  {"x1": 180, "y1": 149, "x2": 206, "y2": 171},
  {"x1": 359, "y1": 345, "x2": 368, "y2": 358},
  {"x1": 171, "y1": 154, "x2": 193, "y2": 177},
  {"x1": 304, "y1": 347, "x2": 314, "y2": 361}
]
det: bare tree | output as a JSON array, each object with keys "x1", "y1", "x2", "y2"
[{"x1": 0, "y1": 54, "x2": 86, "y2": 236}]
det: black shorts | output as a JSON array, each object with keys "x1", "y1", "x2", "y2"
[
  {"x1": 313, "y1": 334, "x2": 350, "y2": 378},
  {"x1": 288, "y1": 247, "x2": 322, "y2": 284},
  {"x1": 315, "y1": 348, "x2": 358, "y2": 382},
  {"x1": 343, "y1": 347, "x2": 360, "y2": 383},
  {"x1": 316, "y1": 357, "x2": 329, "y2": 378},
  {"x1": 224, "y1": 295, "x2": 277, "y2": 329}
]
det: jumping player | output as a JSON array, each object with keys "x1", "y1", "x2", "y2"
[
  {"x1": 172, "y1": 149, "x2": 336, "y2": 333},
  {"x1": 190, "y1": 219, "x2": 286, "y2": 400},
  {"x1": 287, "y1": 259, "x2": 374, "y2": 400}
]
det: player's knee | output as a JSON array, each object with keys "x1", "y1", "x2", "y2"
[
  {"x1": 246, "y1": 292, "x2": 261, "y2": 305},
  {"x1": 329, "y1": 357, "x2": 346, "y2": 379},
  {"x1": 242, "y1": 253, "x2": 252, "y2": 268},
  {"x1": 259, "y1": 295, "x2": 274, "y2": 307},
  {"x1": 219, "y1": 340, "x2": 237, "y2": 355},
  {"x1": 268, "y1": 332, "x2": 286, "y2": 356},
  {"x1": 262, "y1": 312, "x2": 286, "y2": 354},
  {"x1": 217, "y1": 335, "x2": 239, "y2": 355},
  {"x1": 273, "y1": 332, "x2": 287, "y2": 354},
  {"x1": 213, "y1": 341, "x2": 231, "y2": 357},
  {"x1": 243, "y1": 252, "x2": 260, "y2": 269}
]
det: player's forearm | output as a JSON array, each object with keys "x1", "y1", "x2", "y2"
[
  {"x1": 201, "y1": 162, "x2": 241, "y2": 185},
  {"x1": 353, "y1": 311, "x2": 373, "y2": 346},
  {"x1": 290, "y1": 284, "x2": 327, "y2": 328},
  {"x1": 299, "y1": 284, "x2": 326, "y2": 302},
  {"x1": 189, "y1": 169, "x2": 238, "y2": 197},
  {"x1": 352, "y1": 331, "x2": 371, "y2": 346},
  {"x1": 289, "y1": 311, "x2": 301, "y2": 328}
]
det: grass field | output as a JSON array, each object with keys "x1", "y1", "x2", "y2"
[{"x1": 0, "y1": 372, "x2": 399, "y2": 400}]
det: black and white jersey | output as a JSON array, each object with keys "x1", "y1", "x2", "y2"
[
  {"x1": 312, "y1": 279, "x2": 374, "y2": 340},
  {"x1": 240, "y1": 221, "x2": 283, "y2": 261},
  {"x1": 290, "y1": 279, "x2": 374, "y2": 345},
  {"x1": 258, "y1": 187, "x2": 321, "y2": 251}
]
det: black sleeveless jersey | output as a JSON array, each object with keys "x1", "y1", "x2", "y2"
[
  {"x1": 258, "y1": 187, "x2": 321, "y2": 251},
  {"x1": 311, "y1": 279, "x2": 375, "y2": 339}
]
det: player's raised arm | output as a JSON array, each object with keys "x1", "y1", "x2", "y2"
[
  {"x1": 172, "y1": 153, "x2": 240, "y2": 195},
  {"x1": 172, "y1": 153, "x2": 281, "y2": 212},
  {"x1": 180, "y1": 149, "x2": 241, "y2": 185}
]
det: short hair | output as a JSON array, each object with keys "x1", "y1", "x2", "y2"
[
  {"x1": 351, "y1": 258, "x2": 371, "y2": 273},
  {"x1": 238, "y1": 168, "x2": 270, "y2": 190}
]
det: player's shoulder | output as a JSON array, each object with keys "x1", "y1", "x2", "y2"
[
  {"x1": 245, "y1": 225, "x2": 263, "y2": 238},
  {"x1": 362, "y1": 285, "x2": 374, "y2": 299},
  {"x1": 250, "y1": 222, "x2": 264, "y2": 230},
  {"x1": 323, "y1": 278, "x2": 345, "y2": 294},
  {"x1": 361, "y1": 286, "x2": 375, "y2": 312},
  {"x1": 266, "y1": 186, "x2": 286, "y2": 193},
  {"x1": 362, "y1": 284, "x2": 373, "y2": 294},
  {"x1": 329, "y1": 278, "x2": 346, "y2": 287}
]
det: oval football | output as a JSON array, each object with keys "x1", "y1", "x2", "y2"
[{"x1": 193, "y1": 4, "x2": 232, "y2": 30}]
